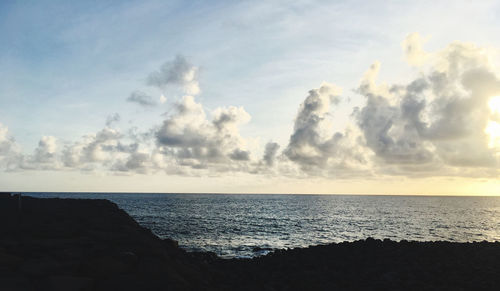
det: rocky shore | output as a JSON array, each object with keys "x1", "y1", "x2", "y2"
[{"x1": 1, "y1": 193, "x2": 500, "y2": 290}]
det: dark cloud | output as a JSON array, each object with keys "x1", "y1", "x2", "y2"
[
  {"x1": 284, "y1": 83, "x2": 342, "y2": 167},
  {"x1": 112, "y1": 152, "x2": 150, "y2": 173},
  {"x1": 356, "y1": 72, "x2": 434, "y2": 165},
  {"x1": 105, "y1": 113, "x2": 121, "y2": 126},
  {"x1": 127, "y1": 91, "x2": 157, "y2": 107},
  {"x1": 263, "y1": 142, "x2": 280, "y2": 166},
  {"x1": 147, "y1": 55, "x2": 200, "y2": 95},
  {"x1": 229, "y1": 149, "x2": 250, "y2": 161}
]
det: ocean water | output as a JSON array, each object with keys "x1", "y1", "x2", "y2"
[{"x1": 27, "y1": 193, "x2": 500, "y2": 258}]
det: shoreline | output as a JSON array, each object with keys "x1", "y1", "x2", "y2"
[{"x1": 2, "y1": 193, "x2": 500, "y2": 290}]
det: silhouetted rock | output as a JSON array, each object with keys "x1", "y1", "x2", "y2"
[
  {"x1": 2, "y1": 193, "x2": 500, "y2": 290},
  {"x1": 47, "y1": 275, "x2": 93, "y2": 291},
  {"x1": 0, "y1": 194, "x2": 213, "y2": 290}
]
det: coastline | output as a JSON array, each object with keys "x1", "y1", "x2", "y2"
[{"x1": 2, "y1": 193, "x2": 500, "y2": 290}]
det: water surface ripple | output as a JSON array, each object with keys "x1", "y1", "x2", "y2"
[{"x1": 29, "y1": 193, "x2": 500, "y2": 258}]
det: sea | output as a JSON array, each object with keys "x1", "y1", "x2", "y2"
[{"x1": 27, "y1": 193, "x2": 500, "y2": 258}]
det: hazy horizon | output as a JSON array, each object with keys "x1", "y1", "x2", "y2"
[{"x1": 11, "y1": 191, "x2": 500, "y2": 197}]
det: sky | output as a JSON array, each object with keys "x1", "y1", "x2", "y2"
[{"x1": 1, "y1": 0, "x2": 500, "y2": 195}]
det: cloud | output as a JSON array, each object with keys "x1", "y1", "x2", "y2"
[
  {"x1": 357, "y1": 67, "x2": 434, "y2": 166},
  {"x1": 1, "y1": 38, "x2": 499, "y2": 180},
  {"x1": 156, "y1": 96, "x2": 209, "y2": 148},
  {"x1": 127, "y1": 91, "x2": 157, "y2": 107},
  {"x1": 57, "y1": 124, "x2": 159, "y2": 175},
  {"x1": 105, "y1": 113, "x2": 121, "y2": 127},
  {"x1": 284, "y1": 82, "x2": 342, "y2": 167},
  {"x1": 355, "y1": 39, "x2": 500, "y2": 175},
  {"x1": 278, "y1": 36, "x2": 500, "y2": 178},
  {"x1": 0, "y1": 96, "x2": 254, "y2": 176},
  {"x1": 262, "y1": 142, "x2": 280, "y2": 166},
  {"x1": 229, "y1": 149, "x2": 250, "y2": 161},
  {"x1": 13, "y1": 136, "x2": 61, "y2": 170},
  {"x1": 401, "y1": 32, "x2": 428, "y2": 66},
  {"x1": 155, "y1": 95, "x2": 252, "y2": 171},
  {"x1": 159, "y1": 94, "x2": 167, "y2": 104},
  {"x1": 283, "y1": 83, "x2": 370, "y2": 176},
  {"x1": 61, "y1": 127, "x2": 124, "y2": 170},
  {"x1": 212, "y1": 106, "x2": 251, "y2": 131},
  {"x1": 147, "y1": 55, "x2": 200, "y2": 95},
  {"x1": 0, "y1": 128, "x2": 61, "y2": 171},
  {"x1": 33, "y1": 136, "x2": 58, "y2": 164},
  {"x1": 0, "y1": 123, "x2": 22, "y2": 171},
  {"x1": 0, "y1": 123, "x2": 15, "y2": 156},
  {"x1": 111, "y1": 152, "x2": 152, "y2": 174}
]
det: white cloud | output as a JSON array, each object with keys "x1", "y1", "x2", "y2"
[
  {"x1": 1, "y1": 37, "x2": 499, "y2": 180},
  {"x1": 0, "y1": 123, "x2": 15, "y2": 156},
  {"x1": 401, "y1": 32, "x2": 428, "y2": 66},
  {"x1": 159, "y1": 94, "x2": 167, "y2": 104},
  {"x1": 283, "y1": 82, "x2": 370, "y2": 177},
  {"x1": 155, "y1": 95, "x2": 252, "y2": 171},
  {"x1": 61, "y1": 127, "x2": 124, "y2": 170},
  {"x1": 0, "y1": 123, "x2": 22, "y2": 171},
  {"x1": 33, "y1": 136, "x2": 58, "y2": 163},
  {"x1": 356, "y1": 38, "x2": 500, "y2": 176}
]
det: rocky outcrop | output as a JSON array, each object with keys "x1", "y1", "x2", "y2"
[
  {"x1": 2, "y1": 194, "x2": 500, "y2": 290},
  {"x1": 218, "y1": 238, "x2": 500, "y2": 290},
  {"x1": 0, "y1": 194, "x2": 215, "y2": 290}
]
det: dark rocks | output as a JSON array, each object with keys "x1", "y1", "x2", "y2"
[
  {"x1": 19, "y1": 258, "x2": 62, "y2": 276},
  {"x1": 0, "y1": 252, "x2": 23, "y2": 271},
  {"x1": 0, "y1": 194, "x2": 212, "y2": 290},
  {"x1": 116, "y1": 251, "x2": 139, "y2": 265},
  {"x1": 0, "y1": 275, "x2": 35, "y2": 291},
  {"x1": 2, "y1": 194, "x2": 500, "y2": 290},
  {"x1": 162, "y1": 238, "x2": 179, "y2": 248},
  {"x1": 81, "y1": 256, "x2": 131, "y2": 276},
  {"x1": 0, "y1": 192, "x2": 12, "y2": 199},
  {"x1": 48, "y1": 276, "x2": 93, "y2": 291}
]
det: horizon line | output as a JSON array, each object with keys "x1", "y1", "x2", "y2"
[{"x1": 9, "y1": 191, "x2": 500, "y2": 198}]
